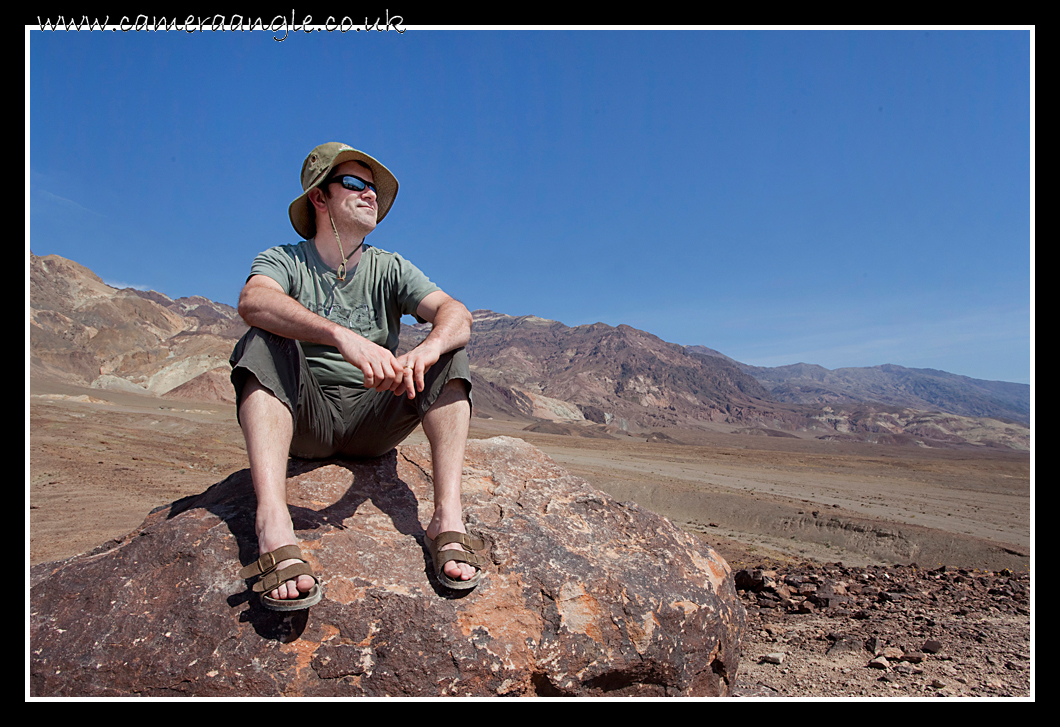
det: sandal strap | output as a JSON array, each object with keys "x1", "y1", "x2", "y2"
[
  {"x1": 238, "y1": 544, "x2": 305, "y2": 579},
  {"x1": 429, "y1": 532, "x2": 488, "y2": 576},
  {"x1": 432, "y1": 532, "x2": 485, "y2": 551},
  {"x1": 434, "y1": 550, "x2": 488, "y2": 572},
  {"x1": 252, "y1": 562, "x2": 318, "y2": 593}
]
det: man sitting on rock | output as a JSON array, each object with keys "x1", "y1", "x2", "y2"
[{"x1": 229, "y1": 142, "x2": 485, "y2": 610}]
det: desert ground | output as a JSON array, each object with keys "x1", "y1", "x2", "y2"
[{"x1": 28, "y1": 377, "x2": 1032, "y2": 697}]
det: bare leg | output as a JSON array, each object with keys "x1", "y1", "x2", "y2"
[
  {"x1": 421, "y1": 379, "x2": 476, "y2": 581},
  {"x1": 239, "y1": 376, "x2": 315, "y2": 600}
]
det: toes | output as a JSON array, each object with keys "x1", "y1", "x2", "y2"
[
  {"x1": 432, "y1": 537, "x2": 481, "y2": 583},
  {"x1": 267, "y1": 560, "x2": 315, "y2": 599},
  {"x1": 270, "y1": 578, "x2": 309, "y2": 600},
  {"x1": 443, "y1": 557, "x2": 476, "y2": 581}
]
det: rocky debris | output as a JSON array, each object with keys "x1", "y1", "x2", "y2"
[
  {"x1": 729, "y1": 561, "x2": 1030, "y2": 697},
  {"x1": 30, "y1": 437, "x2": 745, "y2": 697}
]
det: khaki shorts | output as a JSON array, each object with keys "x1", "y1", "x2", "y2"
[{"x1": 230, "y1": 327, "x2": 472, "y2": 459}]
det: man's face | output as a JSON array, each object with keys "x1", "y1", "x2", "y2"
[{"x1": 317, "y1": 160, "x2": 378, "y2": 235}]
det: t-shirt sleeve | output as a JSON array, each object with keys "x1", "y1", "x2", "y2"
[
  {"x1": 391, "y1": 253, "x2": 442, "y2": 323},
  {"x1": 248, "y1": 245, "x2": 300, "y2": 297}
]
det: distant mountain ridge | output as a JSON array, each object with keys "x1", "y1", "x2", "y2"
[
  {"x1": 29, "y1": 253, "x2": 1029, "y2": 449},
  {"x1": 400, "y1": 310, "x2": 1028, "y2": 449},
  {"x1": 737, "y1": 361, "x2": 1028, "y2": 425},
  {"x1": 29, "y1": 253, "x2": 246, "y2": 400},
  {"x1": 446, "y1": 310, "x2": 774, "y2": 430},
  {"x1": 685, "y1": 346, "x2": 1027, "y2": 424}
]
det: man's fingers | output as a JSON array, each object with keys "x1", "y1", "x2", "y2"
[
  {"x1": 365, "y1": 359, "x2": 390, "y2": 391},
  {"x1": 415, "y1": 360, "x2": 426, "y2": 393},
  {"x1": 397, "y1": 358, "x2": 426, "y2": 397},
  {"x1": 387, "y1": 359, "x2": 408, "y2": 393},
  {"x1": 401, "y1": 364, "x2": 416, "y2": 398},
  {"x1": 350, "y1": 340, "x2": 437, "y2": 398},
  {"x1": 388, "y1": 362, "x2": 411, "y2": 396},
  {"x1": 343, "y1": 335, "x2": 408, "y2": 392},
  {"x1": 378, "y1": 361, "x2": 398, "y2": 392}
]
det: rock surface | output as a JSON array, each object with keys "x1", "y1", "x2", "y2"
[{"x1": 30, "y1": 437, "x2": 745, "y2": 697}]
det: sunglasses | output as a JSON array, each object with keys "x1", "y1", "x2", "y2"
[{"x1": 324, "y1": 174, "x2": 377, "y2": 195}]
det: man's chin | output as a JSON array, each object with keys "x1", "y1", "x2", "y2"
[
  {"x1": 344, "y1": 212, "x2": 377, "y2": 236},
  {"x1": 355, "y1": 208, "x2": 379, "y2": 231}
]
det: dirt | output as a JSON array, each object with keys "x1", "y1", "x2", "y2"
[
  {"x1": 482, "y1": 420, "x2": 1031, "y2": 571},
  {"x1": 726, "y1": 560, "x2": 1030, "y2": 697},
  {"x1": 28, "y1": 379, "x2": 1033, "y2": 698}
]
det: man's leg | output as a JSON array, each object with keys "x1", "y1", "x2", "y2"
[
  {"x1": 239, "y1": 376, "x2": 316, "y2": 601},
  {"x1": 420, "y1": 379, "x2": 477, "y2": 582}
]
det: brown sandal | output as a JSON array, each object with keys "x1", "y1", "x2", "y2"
[
  {"x1": 238, "y1": 544, "x2": 323, "y2": 611},
  {"x1": 426, "y1": 532, "x2": 487, "y2": 590}
]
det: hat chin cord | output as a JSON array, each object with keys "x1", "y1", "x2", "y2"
[{"x1": 325, "y1": 200, "x2": 363, "y2": 282}]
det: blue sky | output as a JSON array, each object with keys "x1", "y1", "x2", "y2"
[{"x1": 27, "y1": 27, "x2": 1032, "y2": 384}]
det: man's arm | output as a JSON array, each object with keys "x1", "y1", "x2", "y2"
[
  {"x1": 238, "y1": 274, "x2": 407, "y2": 393},
  {"x1": 396, "y1": 290, "x2": 473, "y2": 397}
]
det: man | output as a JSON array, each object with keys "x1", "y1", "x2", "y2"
[{"x1": 230, "y1": 142, "x2": 484, "y2": 610}]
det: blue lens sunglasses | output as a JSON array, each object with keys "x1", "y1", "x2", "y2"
[{"x1": 324, "y1": 174, "x2": 377, "y2": 194}]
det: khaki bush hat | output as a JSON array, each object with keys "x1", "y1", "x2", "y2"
[{"x1": 288, "y1": 142, "x2": 399, "y2": 239}]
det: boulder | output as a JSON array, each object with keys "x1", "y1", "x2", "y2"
[{"x1": 30, "y1": 436, "x2": 745, "y2": 697}]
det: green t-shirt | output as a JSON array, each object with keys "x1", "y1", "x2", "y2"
[{"x1": 249, "y1": 241, "x2": 441, "y2": 387}]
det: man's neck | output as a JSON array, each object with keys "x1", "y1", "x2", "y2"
[{"x1": 312, "y1": 230, "x2": 366, "y2": 271}]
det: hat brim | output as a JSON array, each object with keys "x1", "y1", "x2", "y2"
[{"x1": 288, "y1": 148, "x2": 399, "y2": 239}]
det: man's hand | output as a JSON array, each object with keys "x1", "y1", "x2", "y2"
[
  {"x1": 335, "y1": 331, "x2": 410, "y2": 395},
  {"x1": 395, "y1": 341, "x2": 442, "y2": 399},
  {"x1": 389, "y1": 292, "x2": 473, "y2": 399}
]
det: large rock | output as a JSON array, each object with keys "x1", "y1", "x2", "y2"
[{"x1": 30, "y1": 436, "x2": 745, "y2": 697}]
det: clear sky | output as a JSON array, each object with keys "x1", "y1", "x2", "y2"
[{"x1": 27, "y1": 26, "x2": 1033, "y2": 384}]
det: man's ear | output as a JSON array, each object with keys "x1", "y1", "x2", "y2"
[{"x1": 308, "y1": 187, "x2": 328, "y2": 212}]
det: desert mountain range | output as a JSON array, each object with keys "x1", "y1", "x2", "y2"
[{"x1": 29, "y1": 253, "x2": 1029, "y2": 450}]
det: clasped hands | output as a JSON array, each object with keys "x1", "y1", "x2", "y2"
[{"x1": 338, "y1": 331, "x2": 439, "y2": 398}]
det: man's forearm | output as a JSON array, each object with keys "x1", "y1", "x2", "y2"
[
  {"x1": 417, "y1": 299, "x2": 472, "y2": 355},
  {"x1": 238, "y1": 281, "x2": 352, "y2": 350}
]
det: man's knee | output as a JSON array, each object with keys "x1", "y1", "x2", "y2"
[
  {"x1": 423, "y1": 378, "x2": 472, "y2": 427},
  {"x1": 231, "y1": 327, "x2": 303, "y2": 424},
  {"x1": 419, "y1": 348, "x2": 472, "y2": 415},
  {"x1": 237, "y1": 373, "x2": 294, "y2": 426},
  {"x1": 241, "y1": 372, "x2": 282, "y2": 404},
  {"x1": 446, "y1": 377, "x2": 471, "y2": 402}
]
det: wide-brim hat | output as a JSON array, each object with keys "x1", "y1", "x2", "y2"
[{"x1": 288, "y1": 142, "x2": 399, "y2": 239}]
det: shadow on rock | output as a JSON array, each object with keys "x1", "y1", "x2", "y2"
[{"x1": 167, "y1": 450, "x2": 432, "y2": 637}]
